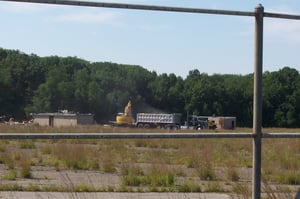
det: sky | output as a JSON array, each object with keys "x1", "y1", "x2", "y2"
[{"x1": 0, "y1": 0, "x2": 299, "y2": 78}]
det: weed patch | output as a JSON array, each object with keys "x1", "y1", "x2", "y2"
[
  {"x1": 19, "y1": 154, "x2": 32, "y2": 179},
  {"x1": 206, "y1": 181, "x2": 224, "y2": 192},
  {"x1": 197, "y1": 164, "x2": 216, "y2": 181},
  {"x1": 178, "y1": 182, "x2": 202, "y2": 192},
  {"x1": 227, "y1": 167, "x2": 240, "y2": 181},
  {"x1": 19, "y1": 141, "x2": 36, "y2": 149},
  {"x1": 231, "y1": 182, "x2": 251, "y2": 199},
  {"x1": 3, "y1": 170, "x2": 17, "y2": 180}
]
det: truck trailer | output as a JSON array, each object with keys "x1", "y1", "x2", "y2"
[{"x1": 136, "y1": 113, "x2": 181, "y2": 129}]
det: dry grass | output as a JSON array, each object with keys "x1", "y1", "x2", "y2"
[{"x1": 0, "y1": 125, "x2": 299, "y2": 198}]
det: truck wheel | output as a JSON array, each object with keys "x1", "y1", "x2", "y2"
[
  {"x1": 137, "y1": 124, "x2": 144, "y2": 128},
  {"x1": 144, "y1": 124, "x2": 150, "y2": 129}
]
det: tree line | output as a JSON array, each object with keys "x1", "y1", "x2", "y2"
[{"x1": 0, "y1": 48, "x2": 299, "y2": 127}]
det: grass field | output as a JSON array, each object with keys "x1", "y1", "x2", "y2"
[{"x1": 0, "y1": 125, "x2": 299, "y2": 198}]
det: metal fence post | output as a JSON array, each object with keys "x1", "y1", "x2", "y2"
[{"x1": 253, "y1": 4, "x2": 264, "y2": 199}]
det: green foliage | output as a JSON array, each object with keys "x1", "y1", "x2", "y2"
[
  {"x1": 51, "y1": 143, "x2": 93, "y2": 170},
  {"x1": 121, "y1": 165, "x2": 177, "y2": 187},
  {"x1": 274, "y1": 172, "x2": 300, "y2": 185},
  {"x1": 102, "y1": 162, "x2": 116, "y2": 173},
  {"x1": 262, "y1": 67, "x2": 300, "y2": 127},
  {"x1": 121, "y1": 174, "x2": 143, "y2": 186},
  {"x1": 3, "y1": 170, "x2": 17, "y2": 180},
  {"x1": 178, "y1": 182, "x2": 202, "y2": 192},
  {"x1": 206, "y1": 181, "x2": 224, "y2": 192},
  {"x1": 1, "y1": 48, "x2": 300, "y2": 127},
  {"x1": 41, "y1": 145, "x2": 52, "y2": 155},
  {"x1": 19, "y1": 155, "x2": 32, "y2": 179},
  {"x1": 19, "y1": 141, "x2": 36, "y2": 149},
  {"x1": 227, "y1": 168, "x2": 240, "y2": 181},
  {"x1": 197, "y1": 153, "x2": 216, "y2": 181},
  {"x1": 231, "y1": 182, "x2": 251, "y2": 198},
  {"x1": 0, "y1": 184, "x2": 23, "y2": 191},
  {"x1": 3, "y1": 153, "x2": 15, "y2": 169},
  {"x1": 198, "y1": 165, "x2": 216, "y2": 181}
]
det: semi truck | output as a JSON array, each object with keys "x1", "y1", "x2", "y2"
[{"x1": 182, "y1": 114, "x2": 217, "y2": 130}]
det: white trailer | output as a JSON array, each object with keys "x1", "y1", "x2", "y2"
[{"x1": 136, "y1": 113, "x2": 181, "y2": 129}]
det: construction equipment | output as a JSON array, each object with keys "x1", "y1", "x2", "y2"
[
  {"x1": 113, "y1": 101, "x2": 181, "y2": 129},
  {"x1": 208, "y1": 120, "x2": 217, "y2": 129},
  {"x1": 115, "y1": 101, "x2": 135, "y2": 126},
  {"x1": 113, "y1": 101, "x2": 218, "y2": 130}
]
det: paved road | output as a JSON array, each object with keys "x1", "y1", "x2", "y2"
[{"x1": 0, "y1": 192, "x2": 231, "y2": 199}]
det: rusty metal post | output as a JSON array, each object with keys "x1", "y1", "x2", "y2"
[{"x1": 253, "y1": 4, "x2": 264, "y2": 199}]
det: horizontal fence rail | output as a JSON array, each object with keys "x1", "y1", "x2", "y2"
[
  {"x1": 262, "y1": 132, "x2": 300, "y2": 138},
  {"x1": 2, "y1": 0, "x2": 300, "y2": 20},
  {"x1": 0, "y1": 0, "x2": 255, "y2": 17},
  {"x1": 264, "y1": 12, "x2": 300, "y2": 20},
  {"x1": 0, "y1": 132, "x2": 300, "y2": 139}
]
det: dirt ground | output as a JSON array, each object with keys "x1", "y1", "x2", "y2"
[
  {"x1": 0, "y1": 164, "x2": 253, "y2": 191},
  {"x1": 0, "y1": 165, "x2": 299, "y2": 199},
  {"x1": 0, "y1": 164, "x2": 235, "y2": 199},
  {"x1": 0, "y1": 165, "x2": 233, "y2": 198},
  {"x1": 0, "y1": 134, "x2": 299, "y2": 198}
]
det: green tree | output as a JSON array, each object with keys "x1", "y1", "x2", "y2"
[{"x1": 74, "y1": 68, "x2": 90, "y2": 112}]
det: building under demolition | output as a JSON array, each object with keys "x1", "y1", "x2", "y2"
[{"x1": 31, "y1": 110, "x2": 94, "y2": 127}]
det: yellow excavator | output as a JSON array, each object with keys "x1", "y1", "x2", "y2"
[{"x1": 115, "y1": 101, "x2": 134, "y2": 126}]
